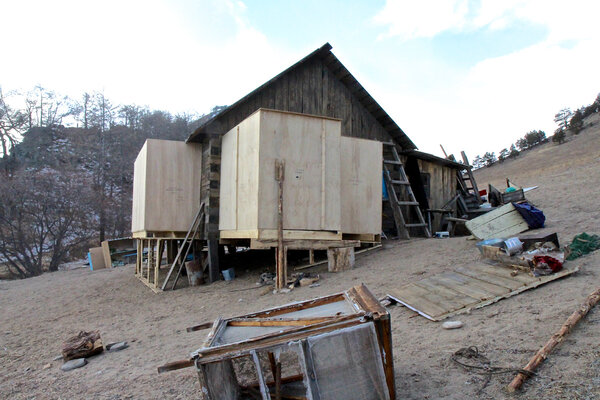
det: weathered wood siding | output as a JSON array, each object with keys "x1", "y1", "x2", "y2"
[
  {"x1": 204, "y1": 58, "x2": 393, "y2": 143},
  {"x1": 417, "y1": 159, "x2": 457, "y2": 231}
]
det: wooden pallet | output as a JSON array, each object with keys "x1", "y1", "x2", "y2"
[{"x1": 387, "y1": 263, "x2": 578, "y2": 321}]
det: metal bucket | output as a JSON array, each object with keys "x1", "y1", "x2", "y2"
[
  {"x1": 504, "y1": 237, "x2": 523, "y2": 255},
  {"x1": 222, "y1": 268, "x2": 235, "y2": 281}
]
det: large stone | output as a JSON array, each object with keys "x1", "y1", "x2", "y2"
[
  {"x1": 106, "y1": 341, "x2": 128, "y2": 352},
  {"x1": 442, "y1": 321, "x2": 463, "y2": 330},
  {"x1": 61, "y1": 358, "x2": 87, "y2": 371}
]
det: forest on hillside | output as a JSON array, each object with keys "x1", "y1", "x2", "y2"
[
  {"x1": 0, "y1": 86, "x2": 224, "y2": 278},
  {"x1": 471, "y1": 93, "x2": 600, "y2": 169}
]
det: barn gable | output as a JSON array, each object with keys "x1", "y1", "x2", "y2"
[{"x1": 187, "y1": 43, "x2": 416, "y2": 150}]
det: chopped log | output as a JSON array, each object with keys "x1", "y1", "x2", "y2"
[
  {"x1": 327, "y1": 247, "x2": 355, "y2": 272},
  {"x1": 507, "y1": 286, "x2": 600, "y2": 392},
  {"x1": 62, "y1": 330, "x2": 103, "y2": 361}
]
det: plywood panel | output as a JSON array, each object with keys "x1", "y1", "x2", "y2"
[
  {"x1": 219, "y1": 127, "x2": 238, "y2": 230},
  {"x1": 131, "y1": 142, "x2": 148, "y2": 232},
  {"x1": 340, "y1": 137, "x2": 382, "y2": 235},
  {"x1": 88, "y1": 246, "x2": 106, "y2": 270},
  {"x1": 131, "y1": 139, "x2": 202, "y2": 234},
  {"x1": 466, "y1": 203, "x2": 529, "y2": 240},
  {"x1": 258, "y1": 109, "x2": 341, "y2": 231}
]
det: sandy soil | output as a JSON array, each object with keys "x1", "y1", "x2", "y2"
[{"x1": 1, "y1": 119, "x2": 599, "y2": 400}]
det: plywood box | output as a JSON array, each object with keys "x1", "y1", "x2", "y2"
[
  {"x1": 219, "y1": 109, "x2": 341, "y2": 237},
  {"x1": 131, "y1": 139, "x2": 203, "y2": 235},
  {"x1": 340, "y1": 137, "x2": 382, "y2": 235}
]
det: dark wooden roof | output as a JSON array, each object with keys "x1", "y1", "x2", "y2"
[
  {"x1": 187, "y1": 43, "x2": 416, "y2": 150},
  {"x1": 401, "y1": 150, "x2": 467, "y2": 170}
]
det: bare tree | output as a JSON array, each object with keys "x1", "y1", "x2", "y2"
[
  {"x1": 0, "y1": 170, "x2": 94, "y2": 278},
  {"x1": 0, "y1": 88, "x2": 26, "y2": 159}
]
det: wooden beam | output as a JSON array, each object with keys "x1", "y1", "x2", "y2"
[{"x1": 275, "y1": 160, "x2": 286, "y2": 291}]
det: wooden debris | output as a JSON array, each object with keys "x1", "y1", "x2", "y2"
[
  {"x1": 62, "y1": 331, "x2": 103, "y2": 361},
  {"x1": 507, "y1": 286, "x2": 600, "y2": 392}
]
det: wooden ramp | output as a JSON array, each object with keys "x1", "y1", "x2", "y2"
[{"x1": 387, "y1": 264, "x2": 578, "y2": 321}]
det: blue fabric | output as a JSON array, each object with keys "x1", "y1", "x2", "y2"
[
  {"x1": 382, "y1": 174, "x2": 388, "y2": 200},
  {"x1": 513, "y1": 202, "x2": 545, "y2": 229}
]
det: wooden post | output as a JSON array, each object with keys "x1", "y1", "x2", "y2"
[
  {"x1": 275, "y1": 160, "x2": 286, "y2": 291},
  {"x1": 309, "y1": 249, "x2": 315, "y2": 264},
  {"x1": 207, "y1": 239, "x2": 220, "y2": 283},
  {"x1": 507, "y1": 286, "x2": 600, "y2": 392}
]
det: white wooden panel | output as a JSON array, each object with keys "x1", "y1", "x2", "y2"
[
  {"x1": 131, "y1": 139, "x2": 202, "y2": 233},
  {"x1": 236, "y1": 113, "x2": 261, "y2": 230},
  {"x1": 340, "y1": 137, "x2": 382, "y2": 235},
  {"x1": 219, "y1": 126, "x2": 238, "y2": 230}
]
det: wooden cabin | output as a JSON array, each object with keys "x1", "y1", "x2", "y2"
[
  {"x1": 133, "y1": 43, "x2": 469, "y2": 289},
  {"x1": 187, "y1": 43, "x2": 464, "y2": 244}
]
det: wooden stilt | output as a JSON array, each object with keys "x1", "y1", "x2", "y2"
[{"x1": 275, "y1": 160, "x2": 286, "y2": 291}]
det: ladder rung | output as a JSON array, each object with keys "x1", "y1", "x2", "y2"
[
  {"x1": 384, "y1": 160, "x2": 402, "y2": 165},
  {"x1": 397, "y1": 201, "x2": 419, "y2": 206},
  {"x1": 391, "y1": 180, "x2": 410, "y2": 185},
  {"x1": 405, "y1": 223, "x2": 427, "y2": 227}
]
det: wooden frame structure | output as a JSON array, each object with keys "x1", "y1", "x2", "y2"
[{"x1": 158, "y1": 284, "x2": 395, "y2": 400}]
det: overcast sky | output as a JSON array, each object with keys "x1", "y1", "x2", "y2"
[{"x1": 3, "y1": 0, "x2": 599, "y2": 157}]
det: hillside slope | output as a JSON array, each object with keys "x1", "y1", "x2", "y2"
[{"x1": 474, "y1": 113, "x2": 600, "y2": 238}]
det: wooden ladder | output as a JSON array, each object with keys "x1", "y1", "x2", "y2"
[
  {"x1": 383, "y1": 142, "x2": 431, "y2": 239},
  {"x1": 161, "y1": 202, "x2": 205, "y2": 291},
  {"x1": 457, "y1": 151, "x2": 482, "y2": 205}
]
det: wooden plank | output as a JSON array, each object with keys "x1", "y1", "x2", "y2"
[
  {"x1": 413, "y1": 278, "x2": 482, "y2": 309},
  {"x1": 456, "y1": 266, "x2": 526, "y2": 290},
  {"x1": 431, "y1": 273, "x2": 504, "y2": 299},
  {"x1": 101, "y1": 240, "x2": 112, "y2": 268},
  {"x1": 387, "y1": 284, "x2": 450, "y2": 319},
  {"x1": 467, "y1": 263, "x2": 537, "y2": 285},
  {"x1": 250, "y1": 239, "x2": 359, "y2": 250},
  {"x1": 220, "y1": 229, "x2": 342, "y2": 241}
]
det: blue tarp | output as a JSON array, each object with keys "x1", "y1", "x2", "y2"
[{"x1": 513, "y1": 202, "x2": 545, "y2": 229}]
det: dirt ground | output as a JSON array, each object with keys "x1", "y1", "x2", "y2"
[{"x1": 1, "y1": 118, "x2": 599, "y2": 399}]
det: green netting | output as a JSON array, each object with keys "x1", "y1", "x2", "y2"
[{"x1": 566, "y1": 232, "x2": 600, "y2": 261}]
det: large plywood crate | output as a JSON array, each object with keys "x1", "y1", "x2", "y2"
[
  {"x1": 131, "y1": 139, "x2": 202, "y2": 236},
  {"x1": 219, "y1": 109, "x2": 341, "y2": 240},
  {"x1": 340, "y1": 137, "x2": 382, "y2": 236}
]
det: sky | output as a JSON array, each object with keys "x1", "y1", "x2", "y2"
[{"x1": 2, "y1": 0, "x2": 600, "y2": 157}]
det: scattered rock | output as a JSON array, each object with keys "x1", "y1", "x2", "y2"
[
  {"x1": 259, "y1": 286, "x2": 272, "y2": 296},
  {"x1": 23, "y1": 367, "x2": 31, "y2": 372},
  {"x1": 299, "y1": 277, "x2": 319, "y2": 287},
  {"x1": 275, "y1": 288, "x2": 291, "y2": 294},
  {"x1": 61, "y1": 358, "x2": 87, "y2": 371},
  {"x1": 106, "y1": 342, "x2": 128, "y2": 352},
  {"x1": 53, "y1": 355, "x2": 64, "y2": 361},
  {"x1": 442, "y1": 321, "x2": 463, "y2": 330},
  {"x1": 43, "y1": 363, "x2": 52, "y2": 370}
]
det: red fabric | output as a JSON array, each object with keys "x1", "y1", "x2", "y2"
[{"x1": 533, "y1": 255, "x2": 563, "y2": 272}]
